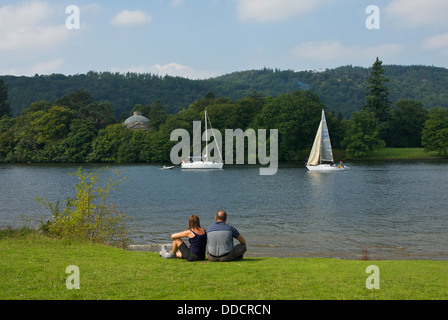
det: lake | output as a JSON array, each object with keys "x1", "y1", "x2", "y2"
[{"x1": 0, "y1": 161, "x2": 447, "y2": 260}]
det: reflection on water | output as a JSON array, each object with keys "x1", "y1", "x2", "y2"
[{"x1": 1, "y1": 162, "x2": 447, "y2": 260}]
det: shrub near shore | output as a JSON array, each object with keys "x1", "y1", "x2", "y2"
[{"x1": 36, "y1": 167, "x2": 130, "y2": 248}]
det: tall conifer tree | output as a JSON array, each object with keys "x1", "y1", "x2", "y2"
[
  {"x1": 365, "y1": 57, "x2": 390, "y2": 122},
  {"x1": 365, "y1": 57, "x2": 391, "y2": 142}
]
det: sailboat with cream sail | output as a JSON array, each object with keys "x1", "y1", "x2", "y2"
[{"x1": 306, "y1": 110, "x2": 347, "y2": 171}]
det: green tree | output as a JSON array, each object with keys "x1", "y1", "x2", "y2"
[
  {"x1": 89, "y1": 124, "x2": 134, "y2": 163},
  {"x1": 31, "y1": 106, "x2": 75, "y2": 161},
  {"x1": 55, "y1": 90, "x2": 93, "y2": 111},
  {"x1": 78, "y1": 102, "x2": 116, "y2": 130},
  {"x1": 34, "y1": 106, "x2": 75, "y2": 144},
  {"x1": 422, "y1": 107, "x2": 448, "y2": 157},
  {"x1": 253, "y1": 90, "x2": 324, "y2": 161},
  {"x1": 129, "y1": 130, "x2": 152, "y2": 162},
  {"x1": 342, "y1": 108, "x2": 385, "y2": 158},
  {"x1": 365, "y1": 58, "x2": 391, "y2": 141},
  {"x1": 23, "y1": 101, "x2": 52, "y2": 114},
  {"x1": 0, "y1": 79, "x2": 11, "y2": 118},
  {"x1": 148, "y1": 128, "x2": 174, "y2": 163},
  {"x1": 56, "y1": 91, "x2": 116, "y2": 129},
  {"x1": 389, "y1": 99, "x2": 428, "y2": 147},
  {"x1": 325, "y1": 111, "x2": 345, "y2": 149},
  {"x1": 5, "y1": 105, "x2": 74, "y2": 162},
  {"x1": 150, "y1": 110, "x2": 199, "y2": 163},
  {"x1": 0, "y1": 117, "x2": 15, "y2": 161},
  {"x1": 57, "y1": 119, "x2": 97, "y2": 162},
  {"x1": 206, "y1": 100, "x2": 242, "y2": 130}
]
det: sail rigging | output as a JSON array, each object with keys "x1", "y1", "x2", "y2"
[
  {"x1": 307, "y1": 121, "x2": 322, "y2": 166},
  {"x1": 320, "y1": 111, "x2": 334, "y2": 163},
  {"x1": 205, "y1": 111, "x2": 223, "y2": 162},
  {"x1": 306, "y1": 110, "x2": 346, "y2": 171},
  {"x1": 181, "y1": 110, "x2": 223, "y2": 169}
]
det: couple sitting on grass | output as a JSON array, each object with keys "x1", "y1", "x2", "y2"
[{"x1": 160, "y1": 210, "x2": 247, "y2": 262}]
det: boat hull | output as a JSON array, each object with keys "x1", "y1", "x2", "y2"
[
  {"x1": 306, "y1": 164, "x2": 346, "y2": 171},
  {"x1": 181, "y1": 162, "x2": 223, "y2": 169}
]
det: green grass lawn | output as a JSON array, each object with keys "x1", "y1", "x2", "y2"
[{"x1": 1, "y1": 231, "x2": 447, "y2": 300}]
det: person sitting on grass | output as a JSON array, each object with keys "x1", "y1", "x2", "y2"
[
  {"x1": 207, "y1": 210, "x2": 246, "y2": 262},
  {"x1": 160, "y1": 214, "x2": 207, "y2": 261}
]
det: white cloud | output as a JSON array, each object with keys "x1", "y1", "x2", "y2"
[
  {"x1": 152, "y1": 62, "x2": 191, "y2": 76},
  {"x1": 236, "y1": 0, "x2": 329, "y2": 23},
  {"x1": 385, "y1": 0, "x2": 448, "y2": 28},
  {"x1": 111, "y1": 9, "x2": 152, "y2": 27},
  {"x1": 0, "y1": 67, "x2": 20, "y2": 76},
  {"x1": 170, "y1": 0, "x2": 184, "y2": 8},
  {"x1": 422, "y1": 33, "x2": 448, "y2": 53},
  {"x1": 112, "y1": 62, "x2": 219, "y2": 80},
  {"x1": 30, "y1": 58, "x2": 64, "y2": 75},
  {"x1": 0, "y1": 1, "x2": 68, "y2": 52},
  {"x1": 80, "y1": 3, "x2": 102, "y2": 16},
  {"x1": 0, "y1": 58, "x2": 64, "y2": 76},
  {"x1": 153, "y1": 62, "x2": 220, "y2": 79},
  {"x1": 292, "y1": 41, "x2": 404, "y2": 63}
]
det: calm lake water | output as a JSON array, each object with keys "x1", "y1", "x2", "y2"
[{"x1": 1, "y1": 161, "x2": 447, "y2": 260}]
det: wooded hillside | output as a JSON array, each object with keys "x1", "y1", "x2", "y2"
[{"x1": 2, "y1": 64, "x2": 447, "y2": 119}]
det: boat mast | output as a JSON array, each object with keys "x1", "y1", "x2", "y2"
[
  {"x1": 319, "y1": 110, "x2": 324, "y2": 165},
  {"x1": 205, "y1": 111, "x2": 208, "y2": 162},
  {"x1": 207, "y1": 112, "x2": 223, "y2": 163}
]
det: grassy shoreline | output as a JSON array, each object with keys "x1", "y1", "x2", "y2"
[
  {"x1": 360, "y1": 148, "x2": 442, "y2": 161},
  {"x1": 300, "y1": 148, "x2": 444, "y2": 163},
  {"x1": 1, "y1": 230, "x2": 447, "y2": 300},
  {"x1": 0, "y1": 148, "x2": 444, "y2": 166}
]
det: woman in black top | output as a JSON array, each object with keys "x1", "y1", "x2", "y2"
[{"x1": 168, "y1": 215, "x2": 207, "y2": 261}]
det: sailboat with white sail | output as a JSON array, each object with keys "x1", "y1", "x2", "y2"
[
  {"x1": 306, "y1": 110, "x2": 347, "y2": 171},
  {"x1": 181, "y1": 111, "x2": 224, "y2": 170}
]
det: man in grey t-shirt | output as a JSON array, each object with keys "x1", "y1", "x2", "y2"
[{"x1": 207, "y1": 210, "x2": 247, "y2": 262}]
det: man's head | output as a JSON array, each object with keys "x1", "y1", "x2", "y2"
[{"x1": 215, "y1": 210, "x2": 227, "y2": 222}]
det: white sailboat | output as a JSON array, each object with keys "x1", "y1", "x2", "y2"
[
  {"x1": 181, "y1": 111, "x2": 224, "y2": 170},
  {"x1": 306, "y1": 110, "x2": 347, "y2": 171}
]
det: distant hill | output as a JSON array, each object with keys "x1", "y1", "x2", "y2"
[
  {"x1": 2, "y1": 64, "x2": 447, "y2": 119},
  {"x1": 214, "y1": 65, "x2": 448, "y2": 118}
]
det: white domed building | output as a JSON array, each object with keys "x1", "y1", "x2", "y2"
[{"x1": 124, "y1": 111, "x2": 149, "y2": 131}]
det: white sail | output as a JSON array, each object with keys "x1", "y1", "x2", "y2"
[
  {"x1": 320, "y1": 111, "x2": 334, "y2": 163},
  {"x1": 306, "y1": 110, "x2": 346, "y2": 171},
  {"x1": 307, "y1": 121, "x2": 322, "y2": 166}
]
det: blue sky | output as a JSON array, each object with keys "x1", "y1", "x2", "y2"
[{"x1": 1, "y1": 0, "x2": 448, "y2": 79}]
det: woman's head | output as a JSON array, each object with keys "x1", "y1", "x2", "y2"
[{"x1": 188, "y1": 215, "x2": 201, "y2": 229}]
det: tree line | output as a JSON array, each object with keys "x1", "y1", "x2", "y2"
[
  {"x1": 2, "y1": 64, "x2": 448, "y2": 120},
  {"x1": 0, "y1": 58, "x2": 447, "y2": 164}
]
